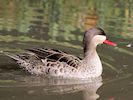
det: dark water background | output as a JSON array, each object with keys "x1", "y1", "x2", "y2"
[{"x1": 0, "y1": 0, "x2": 133, "y2": 100}]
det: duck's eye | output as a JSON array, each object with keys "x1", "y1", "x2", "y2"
[{"x1": 101, "y1": 32, "x2": 106, "y2": 36}]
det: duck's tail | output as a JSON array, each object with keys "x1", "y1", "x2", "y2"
[
  {"x1": 4, "y1": 52, "x2": 43, "y2": 75},
  {"x1": 4, "y1": 52, "x2": 24, "y2": 62}
]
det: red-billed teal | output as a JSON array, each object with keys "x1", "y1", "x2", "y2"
[{"x1": 6, "y1": 27, "x2": 117, "y2": 78}]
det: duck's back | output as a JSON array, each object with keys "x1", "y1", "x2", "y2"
[{"x1": 6, "y1": 48, "x2": 82, "y2": 77}]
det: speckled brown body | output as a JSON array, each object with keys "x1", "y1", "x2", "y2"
[
  {"x1": 8, "y1": 48, "x2": 83, "y2": 78},
  {"x1": 6, "y1": 27, "x2": 113, "y2": 78}
]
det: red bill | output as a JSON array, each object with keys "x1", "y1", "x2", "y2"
[{"x1": 103, "y1": 39, "x2": 117, "y2": 46}]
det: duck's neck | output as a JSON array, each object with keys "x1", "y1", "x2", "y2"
[
  {"x1": 83, "y1": 46, "x2": 97, "y2": 63},
  {"x1": 82, "y1": 45, "x2": 102, "y2": 77},
  {"x1": 83, "y1": 42, "x2": 97, "y2": 61}
]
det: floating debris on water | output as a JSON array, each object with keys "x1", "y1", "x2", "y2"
[{"x1": 126, "y1": 44, "x2": 132, "y2": 48}]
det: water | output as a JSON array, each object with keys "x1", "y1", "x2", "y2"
[{"x1": 0, "y1": 0, "x2": 133, "y2": 100}]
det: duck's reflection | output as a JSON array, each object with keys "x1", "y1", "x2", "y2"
[{"x1": 18, "y1": 76, "x2": 103, "y2": 100}]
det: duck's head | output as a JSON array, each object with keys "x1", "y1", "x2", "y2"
[{"x1": 83, "y1": 27, "x2": 117, "y2": 53}]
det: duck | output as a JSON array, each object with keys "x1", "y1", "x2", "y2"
[{"x1": 6, "y1": 27, "x2": 117, "y2": 79}]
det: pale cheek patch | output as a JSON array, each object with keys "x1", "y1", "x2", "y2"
[{"x1": 92, "y1": 35, "x2": 106, "y2": 45}]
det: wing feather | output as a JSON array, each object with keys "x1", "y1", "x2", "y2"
[{"x1": 27, "y1": 48, "x2": 82, "y2": 68}]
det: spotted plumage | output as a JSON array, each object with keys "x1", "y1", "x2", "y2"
[
  {"x1": 6, "y1": 27, "x2": 116, "y2": 78},
  {"x1": 6, "y1": 48, "x2": 82, "y2": 78}
]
